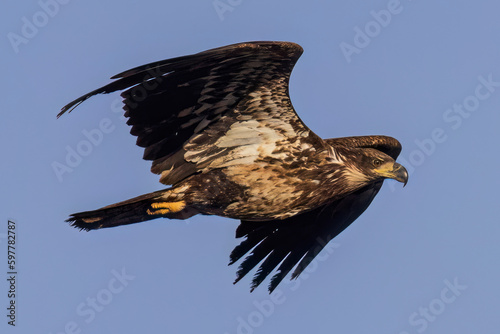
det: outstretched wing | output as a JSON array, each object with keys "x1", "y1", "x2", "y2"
[
  {"x1": 230, "y1": 135, "x2": 402, "y2": 292},
  {"x1": 59, "y1": 41, "x2": 321, "y2": 185}
]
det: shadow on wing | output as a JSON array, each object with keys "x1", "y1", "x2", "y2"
[{"x1": 230, "y1": 181, "x2": 383, "y2": 293}]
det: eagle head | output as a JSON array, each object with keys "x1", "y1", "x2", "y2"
[{"x1": 342, "y1": 148, "x2": 408, "y2": 187}]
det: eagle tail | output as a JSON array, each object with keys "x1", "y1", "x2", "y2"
[{"x1": 67, "y1": 188, "x2": 194, "y2": 231}]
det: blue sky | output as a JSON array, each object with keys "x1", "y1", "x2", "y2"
[{"x1": 2, "y1": 0, "x2": 500, "y2": 333}]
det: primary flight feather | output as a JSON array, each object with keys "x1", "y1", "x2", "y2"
[{"x1": 59, "y1": 41, "x2": 408, "y2": 292}]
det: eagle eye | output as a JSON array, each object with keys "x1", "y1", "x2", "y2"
[{"x1": 373, "y1": 159, "x2": 383, "y2": 167}]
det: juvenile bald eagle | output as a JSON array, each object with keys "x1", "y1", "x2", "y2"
[{"x1": 58, "y1": 41, "x2": 408, "y2": 292}]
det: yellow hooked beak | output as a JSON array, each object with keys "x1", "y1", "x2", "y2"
[{"x1": 375, "y1": 162, "x2": 408, "y2": 186}]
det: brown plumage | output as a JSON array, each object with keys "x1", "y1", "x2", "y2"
[{"x1": 59, "y1": 41, "x2": 408, "y2": 292}]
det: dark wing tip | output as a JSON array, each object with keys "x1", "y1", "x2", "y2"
[
  {"x1": 57, "y1": 99, "x2": 86, "y2": 118},
  {"x1": 229, "y1": 219, "x2": 310, "y2": 293},
  {"x1": 57, "y1": 79, "x2": 125, "y2": 119},
  {"x1": 229, "y1": 183, "x2": 384, "y2": 293}
]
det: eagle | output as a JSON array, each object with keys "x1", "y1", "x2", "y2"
[{"x1": 58, "y1": 41, "x2": 408, "y2": 293}]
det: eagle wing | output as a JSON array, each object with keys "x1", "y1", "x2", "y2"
[
  {"x1": 325, "y1": 135, "x2": 402, "y2": 160},
  {"x1": 231, "y1": 135, "x2": 402, "y2": 292},
  {"x1": 58, "y1": 41, "x2": 323, "y2": 185}
]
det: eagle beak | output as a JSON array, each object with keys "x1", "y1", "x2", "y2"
[
  {"x1": 376, "y1": 162, "x2": 408, "y2": 187},
  {"x1": 390, "y1": 162, "x2": 408, "y2": 187}
]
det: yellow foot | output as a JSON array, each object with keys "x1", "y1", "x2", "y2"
[{"x1": 147, "y1": 201, "x2": 186, "y2": 215}]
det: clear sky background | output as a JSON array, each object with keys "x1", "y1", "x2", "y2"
[{"x1": 2, "y1": 0, "x2": 500, "y2": 333}]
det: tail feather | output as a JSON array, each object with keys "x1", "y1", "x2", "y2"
[{"x1": 67, "y1": 189, "x2": 194, "y2": 231}]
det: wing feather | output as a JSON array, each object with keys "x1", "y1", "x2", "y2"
[
  {"x1": 231, "y1": 181, "x2": 384, "y2": 293},
  {"x1": 58, "y1": 41, "x2": 319, "y2": 185},
  {"x1": 326, "y1": 135, "x2": 402, "y2": 160},
  {"x1": 230, "y1": 135, "x2": 403, "y2": 292}
]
